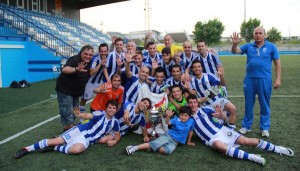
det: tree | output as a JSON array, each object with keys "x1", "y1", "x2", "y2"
[
  {"x1": 267, "y1": 27, "x2": 282, "y2": 43},
  {"x1": 193, "y1": 18, "x2": 225, "y2": 46},
  {"x1": 240, "y1": 18, "x2": 261, "y2": 42}
]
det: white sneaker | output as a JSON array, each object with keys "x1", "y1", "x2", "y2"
[
  {"x1": 126, "y1": 145, "x2": 135, "y2": 155},
  {"x1": 133, "y1": 126, "x2": 143, "y2": 134},
  {"x1": 239, "y1": 127, "x2": 251, "y2": 134},
  {"x1": 252, "y1": 154, "x2": 266, "y2": 166},
  {"x1": 277, "y1": 146, "x2": 294, "y2": 157},
  {"x1": 262, "y1": 130, "x2": 269, "y2": 138}
]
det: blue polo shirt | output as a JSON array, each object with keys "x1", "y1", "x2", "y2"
[
  {"x1": 167, "y1": 116, "x2": 194, "y2": 144},
  {"x1": 240, "y1": 40, "x2": 279, "y2": 78}
]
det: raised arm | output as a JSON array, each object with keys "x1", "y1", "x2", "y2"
[
  {"x1": 62, "y1": 62, "x2": 87, "y2": 74},
  {"x1": 230, "y1": 32, "x2": 242, "y2": 54},
  {"x1": 73, "y1": 107, "x2": 94, "y2": 120}
]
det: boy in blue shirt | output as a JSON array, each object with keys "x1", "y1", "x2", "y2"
[{"x1": 126, "y1": 106, "x2": 194, "y2": 155}]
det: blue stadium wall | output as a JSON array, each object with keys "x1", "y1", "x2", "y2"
[{"x1": 0, "y1": 40, "x2": 61, "y2": 87}]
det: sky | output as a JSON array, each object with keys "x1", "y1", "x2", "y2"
[{"x1": 80, "y1": 0, "x2": 300, "y2": 37}]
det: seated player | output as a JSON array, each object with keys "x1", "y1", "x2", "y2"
[
  {"x1": 15, "y1": 100, "x2": 121, "y2": 159},
  {"x1": 119, "y1": 98, "x2": 152, "y2": 142},
  {"x1": 167, "y1": 85, "x2": 187, "y2": 116},
  {"x1": 149, "y1": 66, "x2": 167, "y2": 94},
  {"x1": 188, "y1": 59, "x2": 237, "y2": 129},
  {"x1": 125, "y1": 106, "x2": 194, "y2": 155},
  {"x1": 187, "y1": 94, "x2": 294, "y2": 166}
]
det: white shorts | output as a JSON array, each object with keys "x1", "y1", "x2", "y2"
[
  {"x1": 208, "y1": 126, "x2": 241, "y2": 148},
  {"x1": 82, "y1": 82, "x2": 100, "y2": 100},
  {"x1": 210, "y1": 98, "x2": 230, "y2": 111},
  {"x1": 61, "y1": 127, "x2": 89, "y2": 149}
]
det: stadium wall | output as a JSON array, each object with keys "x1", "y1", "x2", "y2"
[{"x1": 0, "y1": 40, "x2": 61, "y2": 88}]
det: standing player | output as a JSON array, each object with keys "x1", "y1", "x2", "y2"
[
  {"x1": 15, "y1": 100, "x2": 121, "y2": 159},
  {"x1": 79, "y1": 43, "x2": 109, "y2": 114},
  {"x1": 143, "y1": 41, "x2": 162, "y2": 72},
  {"x1": 157, "y1": 34, "x2": 183, "y2": 58},
  {"x1": 103, "y1": 37, "x2": 125, "y2": 83},
  {"x1": 159, "y1": 47, "x2": 175, "y2": 79},
  {"x1": 187, "y1": 94, "x2": 294, "y2": 166}
]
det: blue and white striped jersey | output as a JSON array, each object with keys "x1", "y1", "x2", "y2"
[
  {"x1": 105, "y1": 51, "x2": 125, "y2": 79},
  {"x1": 148, "y1": 77, "x2": 166, "y2": 94},
  {"x1": 159, "y1": 60, "x2": 175, "y2": 79},
  {"x1": 143, "y1": 51, "x2": 162, "y2": 70},
  {"x1": 123, "y1": 75, "x2": 146, "y2": 104},
  {"x1": 119, "y1": 102, "x2": 146, "y2": 136},
  {"x1": 180, "y1": 52, "x2": 198, "y2": 73},
  {"x1": 191, "y1": 107, "x2": 223, "y2": 144},
  {"x1": 197, "y1": 52, "x2": 221, "y2": 77},
  {"x1": 88, "y1": 54, "x2": 105, "y2": 84},
  {"x1": 165, "y1": 76, "x2": 182, "y2": 87},
  {"x1": 190, "y1": 73, "x2": 222, "y2": 106},
  {"x1": 77, "y1": 110, "x2": 120, "y2": 144}
]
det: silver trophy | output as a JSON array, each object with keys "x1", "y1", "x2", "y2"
[{"x1": 148, "y1": 107, "x2": 161, "y2": 138}]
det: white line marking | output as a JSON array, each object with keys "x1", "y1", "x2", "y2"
[
  {"x1": 0, "y1": 115, "x2": 59, "y2": 145},
  {"x1": 0, "y1": 97, "x2": 56, "y2": 117},
  {"x1": 0, "y1": 99, "x2": 93, "y2": 145}
]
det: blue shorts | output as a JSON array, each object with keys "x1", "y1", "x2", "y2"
[{"x1": 149, "y1": 134, "x2": 178, "y2": 154}]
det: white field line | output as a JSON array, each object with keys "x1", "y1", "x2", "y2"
[
  {"x1": 0, "y1": 95, "x2": 299, "y2": 146},
  {"x1": 0, "y1": 99, "x2": 93, "y2": 145}
]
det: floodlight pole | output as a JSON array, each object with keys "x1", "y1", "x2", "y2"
[{"x1": 244, "y1": 0, "x2": 246, "y2": 22}]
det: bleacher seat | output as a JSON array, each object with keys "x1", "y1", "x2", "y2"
[{"x1": 1, "y1": 4, "x2": 111, "y2": 54}]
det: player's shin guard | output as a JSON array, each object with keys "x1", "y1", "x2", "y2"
[
  {"x1": 54, "y1": 145, "x2": 71, "y2": 154},
  {"x1": 226, "y1": 146, "x2": 250, "y2": 160},
  {"x1": 26, "y1": 139, "x2": 48, "y2": 152},
  {"x1": 257, "y1": 139, "x2": 275, "y2": 152}
]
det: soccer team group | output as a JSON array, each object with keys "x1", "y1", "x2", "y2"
[{"x1": 15, "y1": 27, "x2": 294, "y2": 166}]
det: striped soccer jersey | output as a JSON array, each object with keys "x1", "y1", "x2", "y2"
[
  {"x1": 119, "y1": 102, "x2": 146, "y2": 136},
  {"x1": 88, "y1": 54, "x2": 105, "y2": 84},
  {"x1": 105, "y1": 51, "x2": 125, "y2": 79},
  {"x1": 190, "y1": 73, "x2": 222, "y2": 106},
  {"x1": 191, "y1": 107, "x2": 223, "y2": 144},
  {"x1": 77, "y1": 110, "x2": 120, "y2": 144},
  {"x1": 198, "y1": 52, "x2": 221, "y2": 77}
]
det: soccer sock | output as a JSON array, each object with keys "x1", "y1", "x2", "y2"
[
  {"x1": 26, "y1": 139, "x2": 48, "y2": 152},
  {"x1": 54, "y1": 145, "x2": 71, "y2": 154},
  {"x1": 226, "y1": 146, "x2": 250, "y2": 160},
  {"x1": 256, "y1": 139, "x2": 276, "y2": 152}
]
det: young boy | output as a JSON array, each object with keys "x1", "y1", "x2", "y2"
[
  {"x1": 187, "y1": 94, "x2": 294, "y2": 166},
  {"x1": 15, "y1": 100, "x2": 121, "y2": 159},
  {"x1": 125, "y1": 106, "x2": 194, "y2": 155}
]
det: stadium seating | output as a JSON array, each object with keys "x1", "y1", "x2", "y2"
[{"x1": 0, "y1": 4, "x2": 111, "y2": 54}]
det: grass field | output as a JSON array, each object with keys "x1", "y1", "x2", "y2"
[{"x1": 0, "y1": 55, "x2": 299, "y2": 171}]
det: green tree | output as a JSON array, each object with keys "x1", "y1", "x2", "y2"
[
  {"x1": 240, "y1": 18, "x2": 261, "y2": 42},
  {"x1": 193, "y1": 18, "x2": 225, "y2": 46},
  {"x1": 267, "y1": 27, "x2": 282, "y2": 43}
]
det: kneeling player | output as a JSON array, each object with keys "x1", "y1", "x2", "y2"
[
  {"x1": 15, "y1": 100, "x2": 120, "y2": 159},
  {"x1": 187, "y1": 94, "x2": 294, "y2": 166}
]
